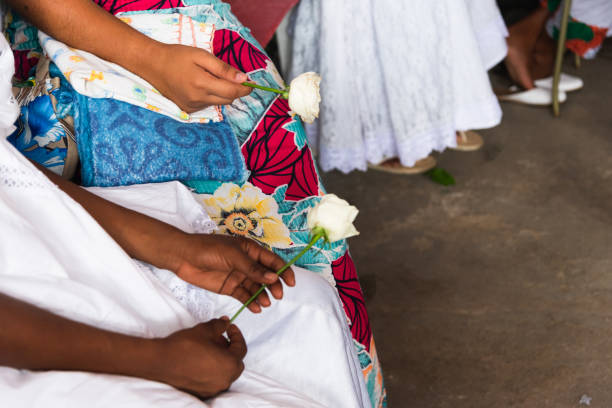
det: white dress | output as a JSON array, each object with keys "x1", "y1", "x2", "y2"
[{"x1": 289, "y1": 0, "x2": 508, "y2": 173}]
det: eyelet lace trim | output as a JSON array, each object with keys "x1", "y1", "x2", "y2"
[
  {"x1": 0, "y1": 164, "x2": 55, "y2": 190},
  {"x1": 135, "y1": 261, "x2": 215, "y2": 322},
  {"x1": 191, "y1": 212, "x2": 218, "y2": 235}
]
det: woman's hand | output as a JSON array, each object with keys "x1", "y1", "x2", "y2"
[
  {"x1": 0, "y1": 294, "x2": 246, "y2": 398},
  {"x1": 165, "y1": 232, "x2": 296, "y2": 313},
  {"x1": 8, "y1": 0, "x2": 251, "y2": 114},
  {"x1": 35, "y1": 163, "x2": 293, "y2": 314},
  {"x1": 147, "y1": 318, "x2": 247, "y2": 398},
  {"x1": 145, "y1": 43, "x2": 253, "y2": 113}
]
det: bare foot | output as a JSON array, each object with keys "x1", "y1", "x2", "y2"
[
  {"x1": 506, "y1": 44, "x2": 535, "y2": 89},
  {"x1": 505, "y1": 7, "x2": 550, "y2": 89}
]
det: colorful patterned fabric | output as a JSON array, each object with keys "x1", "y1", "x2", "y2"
[
  {"x1": 93, "y1": 0, "x2": 185, "y2": 14},
  {"x1": 8, "y1": 93, "x2": 68, "y2": 175},
  {"x1": 543, "y1": 0, "x2": 612, "y2": 59},
  {"x1": 39, "y1": 14, "x2": 223, "y2": 123},
  {"x1": 4, "y1": 12, "x2": 42, "y2": 80},
  {"x1": 8, "y1": 61, "x2": 78, "y2": 179},
  {"x1": 122, "y1": 4, "x2": 387, "y2": 404}
]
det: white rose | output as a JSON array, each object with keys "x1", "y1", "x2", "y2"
[
  {"x1": 288, "y1": 72, "x2": 321, "y2": 124},
  {"x1": 307, "y1": 194, "x2": 359, "y2": 242}
]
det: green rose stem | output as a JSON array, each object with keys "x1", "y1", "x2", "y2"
[
  {"x1": 230, "y1": 228, "x2": 326, "y2": 323},
  {"x1": 242, "y1": 82, "x2": 289, "y2": 99}
]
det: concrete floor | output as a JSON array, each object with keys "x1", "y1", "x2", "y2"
[{"x1": 323, "y1": 47, "x2": 612, "y2": 407}]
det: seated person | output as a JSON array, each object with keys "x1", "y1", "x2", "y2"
[
  {"x1": 2, "y1": 0, "x2": 386, "y2": 406},
  {"x1": 0, "y1": 32, "x2": 370, "y2": 406}
]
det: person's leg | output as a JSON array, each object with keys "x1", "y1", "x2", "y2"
[
  {"x1": 504, "y1": 6, "x2": 550, "y2": 89},
  {"x1": 530, "y1": 26, "x2": 556, "y2": 80}
]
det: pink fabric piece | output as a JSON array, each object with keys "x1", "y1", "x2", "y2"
[
  {"x1": 222, "y1": 0, "x2": 299, "y2": 47},
  {"x1": 213, "y1": 29, "x2": 269, "y2": 73},
  {"x1": 332, "y1": 252, "x2": 372, "y2": 352},
  {"x1": 93, "y1": 0, "x2": 184, "y2": 14}
]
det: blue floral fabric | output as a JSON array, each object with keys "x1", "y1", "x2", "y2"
[{"x1": 8, "y1": 94, "x2": 67, "y2": 175}]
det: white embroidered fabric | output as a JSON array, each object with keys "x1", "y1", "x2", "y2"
[
  {"x1": 87, "y1": 181, "x2": 221, "y2": 322},
  {"x1": 86, "y1": 181, "x2": 218, "y2": 235},
  {"x1": 135, "y1": 261, "x2": 216, "y2": 322},
  {"x1": 0, "y1": 163, "x2": 55, "y2": 190},
  {"x1": 289, "y1": 0, "x2": 507, "y2": 172}
]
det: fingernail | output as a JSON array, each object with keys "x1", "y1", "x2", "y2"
[
  {"x1": 264, "y1": 272, "x2": 278, "y2": 281},
  {"x1": 235, "y1": 72, "x2": 248, "y2": 82},
  {"x1": 220, "y1": 316, "x2": 230, "y2": 321}
]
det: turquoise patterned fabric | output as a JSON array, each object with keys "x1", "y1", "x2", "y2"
[{"x1": 73, "y1": 93, "x2": 248, "y2": 187}]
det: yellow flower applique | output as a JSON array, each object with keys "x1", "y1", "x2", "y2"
[
  {"x1": 203, "y1": 183, "x2": 292, "y2": 249},
  {"x1": 88, "y1": 71, "x2": 104, "y2": 81}
]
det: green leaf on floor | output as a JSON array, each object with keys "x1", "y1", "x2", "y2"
[{"x1": 425, "y1": 167, "x2": 455, "y2": 186}]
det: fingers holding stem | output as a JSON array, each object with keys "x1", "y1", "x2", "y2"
[
  {"x1": 241, "y1": 82, "x2": 290, "y2": 99},
  {"x1": 229, "y1": 231, "x2": 326, "y2": 323}
]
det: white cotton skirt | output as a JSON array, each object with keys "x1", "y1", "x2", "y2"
[
  {"x1": 0, "y1": 136, "x2": 369, "y2": 408},
  {"x1": 290, "y1": 0, "x2": 508, "y2": 172}
]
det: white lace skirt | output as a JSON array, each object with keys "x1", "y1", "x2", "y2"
[{"x1": 290, "y1": 0, "x2": 508, "y2": 172}]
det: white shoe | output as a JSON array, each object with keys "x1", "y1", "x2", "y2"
[
  {"x1": 498, "y1": 86, "x2": 567, "y2": 106},
  {"x1": 534, "y1": 73, "x2": 584, "y2": 92}
]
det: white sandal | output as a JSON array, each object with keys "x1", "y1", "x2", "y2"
[
  {"x1": 451, "y1": 130, "x2": 483, "y2": 152},
  {"x1": 534, "y1": 73, "x2": 583, "y2": 92},
  {"x1": 368, "y1": 156, "x2": 437, "y2": 175},
  {"x1": 498, "y1": 85, "x2": 567, "y2": 106}
]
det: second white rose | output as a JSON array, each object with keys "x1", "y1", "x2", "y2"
[{"x1": 307, "y1": 194, "x2": 359, "y2": 242}]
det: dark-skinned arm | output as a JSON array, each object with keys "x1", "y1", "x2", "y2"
[
  {"x1": 0, "y1": 292, "x2": 247, "y2": 397},
  {"x1": 6, "y1": 0, "x2": 251, "y2": 111},
  {"x1": 34, "y1": 163, "x2": 295, "y2": 313}
]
